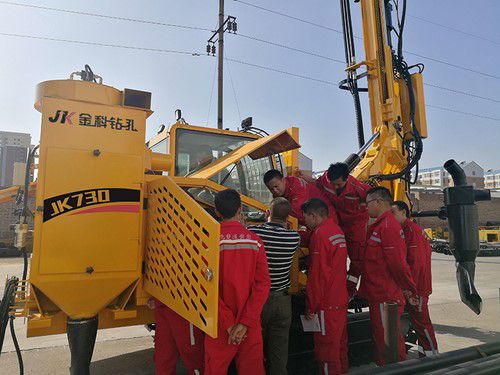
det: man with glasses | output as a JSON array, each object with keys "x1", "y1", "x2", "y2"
[{"x1": 358, "y1": 187, "x2": 418, "y2": 365}]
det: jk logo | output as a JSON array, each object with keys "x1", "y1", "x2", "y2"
[{"x1": 49, "y1": 110, "x2": 76, "y2": 125}]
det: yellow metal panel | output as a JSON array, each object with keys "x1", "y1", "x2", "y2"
[
  {"x1": 411, "y1": 73, "x2": 428, "y2": 139},
  {"x1": 29, "y1": 86, "x2": 148, "y2": 320},
  {"x1": 282, "y1": 127, "x2": 300, "y2": 175},
  {"x1": 40, "y1": 148, "x2": 142, "y2": 274},
  {"x1": 35, "y1": 80, "x2": 122, "y2": 110},
  {"x1": 190, "y1": 129, "x2": 300, "y2": 180},
  {"x1": 399, "y1": 73, "x2": 428, "y2": 140},
  {"x1": 144, "y1": 176, "x2": 220, "y2": 338}
]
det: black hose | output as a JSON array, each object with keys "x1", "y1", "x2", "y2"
[
  {"x1": 340, "y1": 0, "x2": 365, "y2": 148},
  {"x1": 9, "y1": 316, "x2": 24, "y2": 375},
  {"x1": 22, "y1": 250, "x2": 28, "y2": 282},
  {"x1": 0, "y1": 277, "x2": 18, "y2": 354},
  {"x1": 352, "y1": 88, "x2": 365, "y2": 148}
]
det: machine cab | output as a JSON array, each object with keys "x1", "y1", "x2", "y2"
[{"x1": 147, "y1": 122, "x2": 299, "y2": 222}]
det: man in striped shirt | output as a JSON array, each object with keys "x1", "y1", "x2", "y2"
[{"x1": 248, "y1": 197, "x2": 301, "y2": 375}]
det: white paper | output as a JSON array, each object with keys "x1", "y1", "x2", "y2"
[{"x1": 300, "y1": 314, "x2": 321, "y2": 332}]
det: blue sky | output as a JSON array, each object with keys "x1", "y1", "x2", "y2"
[{"x1": 0, "y1": 0, "x2": 499, "y2": 171}]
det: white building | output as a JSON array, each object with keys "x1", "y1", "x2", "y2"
[
  {"x1": 485, "y1": 169, "x2": 500, "y2": 189},
  {"x1": 413, "y1": 161, "x2": 484, "y2": 188}
]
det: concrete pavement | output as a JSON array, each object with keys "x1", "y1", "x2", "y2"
[{"x1": 1, "y1": 253, "x2": 499, "y2": 374}]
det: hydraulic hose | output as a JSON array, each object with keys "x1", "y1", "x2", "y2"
[
  {"x1": 352, "y1": 88, "x2": 365, "y2": 149},
  {"x1": 0, "y1": 277, "x2": 18, "y2": 354},
  {"x1": 340, "y1": 0, "x2": 365, "y2": 149},
  {"x1": 9, "y1": 316, "x2": 24, "y2": 375}
]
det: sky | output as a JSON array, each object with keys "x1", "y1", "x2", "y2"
[{"x1": 0, "y1": 0, "x2": 499, "y2": 172}]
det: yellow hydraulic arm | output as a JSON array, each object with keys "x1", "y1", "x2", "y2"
[{"x1": 340, "y1": 0, "x2": 427, "y2": 203}]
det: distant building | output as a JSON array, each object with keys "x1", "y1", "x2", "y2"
[
  {"x1": 485, "y1": 169, "x2": 500, "y2": 189},
  {"x1": 0, "y1": 131, "x2": 31, "y2": 189},
  {"x1": 414, "y1": 161, "x2": 484, "y2": 188}
]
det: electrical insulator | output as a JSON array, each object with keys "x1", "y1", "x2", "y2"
[
  {"x1": 206, "y1": 44, "x2": 211, "y2": 54},
  {"x1": 211, "y1": 45, "x2": 216, "y2": 55},
  {"x1": 227, "y1": 21, "x2": 233, "y2": 31},
  {"x1": 233, "y1": 22, "x2": 237, "y2": 32}
]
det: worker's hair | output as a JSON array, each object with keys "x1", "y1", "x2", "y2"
[
  {"x1": 366, "y1": 186, "x2": 393, "y2": 204},
  {"x1": 301, "y1": 198, "x2": 329, "y2": 217},
  {"x1": 327, "y1": 162, "x2": 349, "y2": 182},
  {"x1": 215, "y1": 189, "x2": 241, "y2": 219},
  {"x1": 269, "y1": 197, "x2": 291, "y2": 221},
  {"x1": 263, "y1": 169, "x2": 283, "y2": 185},
  {"x1": 393, "y1": 200, "x2": 410, "y2": 218}
]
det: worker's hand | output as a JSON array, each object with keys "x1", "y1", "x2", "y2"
[
  {"x1": 403, "y1": 290, "x2": 419, "y2": 306},
  {"x1": 402, "y1": 290, "x2": 413, "y2": 299},
  {"x1": 228, "y1": 323, "x2": 248, "y2": 345},
  {"x1": 408, "y1": 296, "x2": 419, "y2": 306},
  {"x1": 146, "y1": 298, "x2": 155, "y2": 310}
]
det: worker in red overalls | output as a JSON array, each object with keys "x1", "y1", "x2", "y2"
[
  {"x1": 312, "y1": 162, "x2": 371, "y2": 298},
  {"x1": 263, "y1": 169, "x2": 337, "y2": 226},
  {"x1": 358, "y1": 186, "x2": 419, "y2": 365},
  {"x1": 392, "y1": 201, "x2": 439, "y2": 357},
  {"x1": 204, "y1": 189, "x2": 271, "y2": 375},
  {"x1": 302, "y1": 198, "x2": 349, "y2": 375},
  {"x1": 151, "y1": 300, "x2": 205, "y2": 375}
]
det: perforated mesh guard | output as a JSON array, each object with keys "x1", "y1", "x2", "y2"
[{"x1": 144, "y1": 176, "x2": 220, "y2": 337}]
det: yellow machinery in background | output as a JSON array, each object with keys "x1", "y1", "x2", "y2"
[{"x1": 3, "y1": 67, "x2": 301, "y2": 373}]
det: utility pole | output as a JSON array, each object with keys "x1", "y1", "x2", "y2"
[
  {"x1": 217, "y1": 0, "x2": 224, "y2": 130},
  {"x1": 206, "y1": 7, "x2": 237, "y2": 130}
]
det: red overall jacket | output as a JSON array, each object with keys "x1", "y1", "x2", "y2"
[
  {"x1": 316, "y1": 174, "x2": 370, "y2": 242},
  {"x1": 218, "y1": 221, "x2": 271, "y2": 333},
  {"x1": 358, "y1": 211, "x2": 417, "y2": 303},
  {"x1": 306, "y1": 218, "x2": 349, "y2": 313},
  {"x1": 283, "y1": 176, "x2": 337, "y2": 226},
  {"x1": 402, "y1": 219, "x2": 433, "y2": 296}
]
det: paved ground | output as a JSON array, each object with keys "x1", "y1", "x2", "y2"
[{"x1": 1, "y1": 253, "x2": 499, "y2": 374}]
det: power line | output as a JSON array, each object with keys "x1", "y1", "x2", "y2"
[
  {"x1": 236, "y1": 33, "x2": 345, "y2": 63},
  {"x1": 225, "y1": 57, "x2": 337, "y2": 86},
  {"x1": 0, "y1": 1, "x2": 212, "y2": 32},
  {"x1": 0, "y1": 32, "x2": 203, "y2": 56},
  {"x1": 426, "y1": 104, "x2": 500, "y2": 123},
  {"x1": 233, "y1": 0, "x2": 343, "y2": 34},
  {"x1": 223, "y1": 59, "x2": 500, "y2": 123},
  {"x1": 0, "y1": 31, "x2": 498, "y2": 124},
  {"x1": 403, "y1": 51, "x2": 500, "y2": 80},
  {"x1": 206, "y1": 57, "x2": 218, "y2": 127},
  {"x1": 423, "y1": 83, "x2": 500, "y2": 104},
  {"x1": 225, "y1": 55, "x2": 242, "y2": 123},
  {"x1": 232, "y1": 0, "x2": 500, "y2": 80},
  {"x1": 3, "y1": 0, "x2": 498, "y2": 80},
  {"x1": 407, "y1": 14, "x2": 500, "y2": 47},
  {"x1": 232, "y1": 33, "x2": 500, "y2": 103}
]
